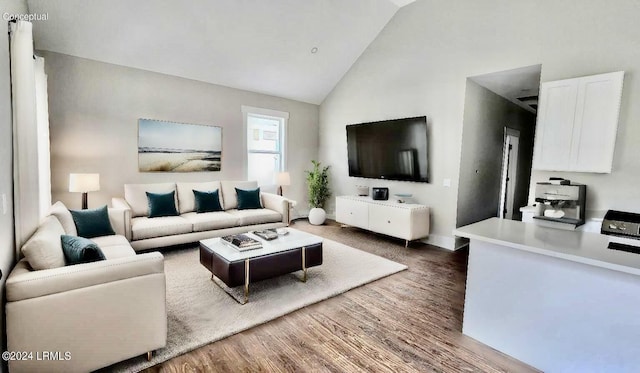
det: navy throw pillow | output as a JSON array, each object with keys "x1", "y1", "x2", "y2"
[
  {"x1": 194, "y1": 189, "x2": 223, "y2": 213},
  {"x1": 147, "y1": 191, "x2": 178, "y2": 218},
  {"x1": 61, "y1": 235, "x2": 106, "y2": 265},
  {"x1": 236, "y1": 187, "x2": 262, "y2": 210},
  {"x1": 70, "y1": 205, "x2": 116, "y2": 239}
]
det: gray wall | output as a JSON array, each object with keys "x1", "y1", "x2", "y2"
[
  {"x1": 43, "y1": 52, "x2": 319, "y2": 215},
  {"x1": 319, "y1": 0, "x2": 640, "y2": 248},
  {"x1": 456, "y1": 80, "x2": 536, "y2": 228},
  {"x1": 0, "y1": 0, "x2": 29, "y2": 363}
]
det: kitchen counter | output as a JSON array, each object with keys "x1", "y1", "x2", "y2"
[
  {"x1": 454, "y1": 217, "x2": 640, "y2": 276},
  {"x1": 454, "y1": 218, "x2": 640, "y2": 372}
]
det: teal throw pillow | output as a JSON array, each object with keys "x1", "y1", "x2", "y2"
[
  {"x1": 70, "y1": 205, "x2": 116, "y2": 239},
  {"x1": 194, "y1": 189, "x2": 223, "y2": 213},
  {"x1": 236, "y1": 187, "x2": 262, "y2": 210},
  {"x1": 61, "y1": 235, "x2": 106, "y2": 265},
  {"x1": 147, "y1": 191, "x2": 178, "y2": 218}
]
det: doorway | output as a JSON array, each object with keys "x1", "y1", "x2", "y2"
[
  {"x1": 456, "y1": 64, "x2": 541, "y2": 228},
  {"x1": 499, "y1": 128, "x2": 520, "y2": 219}
]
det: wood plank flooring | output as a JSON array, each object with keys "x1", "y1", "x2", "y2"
[{"x1": 144, "y1": 220, "x2": 539, "y2": 373}]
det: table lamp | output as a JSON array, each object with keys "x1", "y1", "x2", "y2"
[
  {"x1": 276, "y1": 172, "x2": 290, "y2": 196},
  {"x1": 69, "y1": 173, "x2": 100, "y2": 209}
]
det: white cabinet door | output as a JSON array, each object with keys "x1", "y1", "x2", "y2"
[
  {"x1": 570, "y1": 71, "x2": 624, "y2": 173},
  {"x1": 533, "y1": 71, "x2": 624, "y2": 173},
  {"x1": 368, "y1": 204, "x2": 410, "y2": 239},
  {"x1": 533, "y1": 79, "x2": 579, "y2": 171},
  {"x1": 335, "y1": 197, "x2": 368, "y2": 229}
]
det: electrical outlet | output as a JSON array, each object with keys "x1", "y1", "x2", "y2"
[{"x1": 443, "y1": 179, "x2": 451, "y2": 187}]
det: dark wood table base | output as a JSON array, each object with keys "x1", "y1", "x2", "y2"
[{"x1": 200, "y1": 242, "x2": 323, "y2": 303}]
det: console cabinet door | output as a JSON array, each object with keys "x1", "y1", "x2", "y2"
[
  {"x1": 335, "y1": 198, "x2": 368, "y2": 229},
  {"x1": 368, "y1": 204, "x2": 410, "y2": 240}
]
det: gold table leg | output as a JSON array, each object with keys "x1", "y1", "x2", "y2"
[
  {"x1": 244, "y1": 259, "x2": 250, "y2": 303},
  {"x1": 302, "y1": 246, "x2": 307, "y2": 282}
]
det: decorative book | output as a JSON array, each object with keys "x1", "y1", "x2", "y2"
[
  {"x1": 253, "y1": 229, "x2": 279, "y2": 241},
  {"x1": 221, "y1": 234, "x2": 262, "y2": 251}
]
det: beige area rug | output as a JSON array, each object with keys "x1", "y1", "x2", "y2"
[{"x1": 108, "y1": 231, "x2": 407, "y2": 372}]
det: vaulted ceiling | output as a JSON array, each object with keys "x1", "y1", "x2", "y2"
[{"x1": 28, "y1": 0, "x2": 415, "y2": 104}]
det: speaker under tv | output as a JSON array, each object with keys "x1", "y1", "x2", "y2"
[
  {"x1": 372, "y1": 187, "x2": 389, "y2": 200},
  {"x1": 346, "y1": 116, "x2": 428, "y2": 183}
]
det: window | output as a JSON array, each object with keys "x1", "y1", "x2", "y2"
[{"x1": 242, "y1": 106, "x2": 288, "y2": 186}]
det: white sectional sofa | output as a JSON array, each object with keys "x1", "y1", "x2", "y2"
[
  {"x1": 112, "y1": 180, "x2": 290, "y2": 251},
  {"x1": 5, "y1": 201, "x2": 167, "y2": 373}
]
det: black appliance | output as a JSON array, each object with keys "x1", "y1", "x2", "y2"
[
  {"x1": 601, "y1": 210, "x2": 640, "y2": 254},
  {"x1": 372, "y1": 187, "x2": 389, "y2": 201},
  {"x1": 346, "y1": 116, "x2": 428, "y2": 183}
]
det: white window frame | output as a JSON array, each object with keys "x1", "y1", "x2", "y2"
[{"x1": 241, "y1": 105, "x2": 289, "y2": 182}]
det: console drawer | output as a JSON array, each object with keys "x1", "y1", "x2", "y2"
[
  {"x1": 336, "y1": 197, "x2": 368, "y2": 229},
  {"x1": 368, "y1": 204, "x2": 412, "y2": 239}
]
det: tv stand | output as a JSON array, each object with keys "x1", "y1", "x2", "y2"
[{"x1": 335, "y1": 196, "x2": 430, "y2": 246}]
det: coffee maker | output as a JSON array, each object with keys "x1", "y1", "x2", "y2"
[{"x1": 533, "y1": 182, "x2": 586, "y2": 230}]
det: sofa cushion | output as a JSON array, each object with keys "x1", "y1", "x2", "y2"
[
  {"x1": 236, "y1": 187, "x2": 263, "y2": 210},
  {"x1": 131, "y1": 216, "x2": 192, "y2": 240},
  {"x1": 48, "y1": 201, "x2": 77, "y2": 235},
  {"x1": 194, "y1": 190, "x2": 223, "y2": 213},
  {"x1": 61, "y1": 235, "x2": 106, "y2": 265},
  {"x1": 124, "y1": 183, "x2": 176, "y2": 217},
  {"x1": 70, "y1": 205, "x2": 116, "y2": 238},
  {"x1": 21, "y1": 216, "x2": 66, "y2": 270},
  {"x1": 147, "y1": 191, "x2": 179, "y2": 218},
  {"x1": 221, "y1": 181, "x2": 258, "y2": 210},
  {"x1": 227, "y1": 208, "x2": 282, "y2": 226},
  {"x1": 90, "y1": 235, "x2": 136, "y2": 259},
  {"x1": 90, "y1": 234, "x2": 131, "y2": 248},
  {"x1": 181, "y1": 212, "x2": 240, "y2": 232},
  {"x1": 176, "y1": 181, "x2": 223, "y2": 213}
]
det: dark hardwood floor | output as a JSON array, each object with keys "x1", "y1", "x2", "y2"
[{"x1": 144, "y1": 220, "x2": 538, "y2": 373}]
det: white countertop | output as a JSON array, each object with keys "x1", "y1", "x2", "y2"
[{"x1": 453, "y1": 218, "x2": 640, "y2": 276}]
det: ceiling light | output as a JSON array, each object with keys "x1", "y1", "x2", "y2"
[{"x1": 311, "y1": 47, "x2": 318, "y2": 54}]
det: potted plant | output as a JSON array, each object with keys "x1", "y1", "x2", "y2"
[{"x1": 305, "y1": 160, "x2": 331, "y2": 225}]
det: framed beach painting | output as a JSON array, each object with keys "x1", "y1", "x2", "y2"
[{"x1": 138, "y1": 119, "x2": 222, "y2": 172}]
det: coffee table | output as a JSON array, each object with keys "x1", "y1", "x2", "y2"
[{"x1": 199, "y1": 229, "x2": 323, "y2": 304}]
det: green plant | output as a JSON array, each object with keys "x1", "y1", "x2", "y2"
[{"x1": 305, "y1": 160, "x2": 331, "y2": 208}]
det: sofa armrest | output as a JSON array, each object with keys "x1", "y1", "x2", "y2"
[
  {"x1": 6, "y1": 252, "x2": 164, "y2": 302},
  {"x1": 112, "y1": 197, "x2": 132, "y2": 240},
  {"x1": 108, "y1": 207, "x2": 127, "y2": 237},
  {"x1": 261, "y1": 192, "x2": 290, "y2": 224}
]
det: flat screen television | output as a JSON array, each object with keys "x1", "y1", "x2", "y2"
[{"x1": 346, "y1": 116, "x2": 428, "y2": 183}]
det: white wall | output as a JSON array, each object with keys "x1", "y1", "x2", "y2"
[
  {"x1": 43, "y1": 52, "x2": 319, "y2": 215},
  {"x1": 0, "y1": 0, "x2": 29, "y2": 364},
  {"x1": 319, "y1": 0, "x2": 640, "y2": 248}
]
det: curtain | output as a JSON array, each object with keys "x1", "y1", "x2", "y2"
[
  {"x1": 10, "y1": 20, "x2": 51, "y2": 249},
  {"x1": 35, "y1": 57, "x2": 51, "y2": 218}
]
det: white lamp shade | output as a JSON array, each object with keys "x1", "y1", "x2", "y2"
[
  {"x1": 276, "y1": 172, "x2": 291, "y2": 186},
  {"x1": 69, "y1": 173, "x2": 100, "y2": 193}
]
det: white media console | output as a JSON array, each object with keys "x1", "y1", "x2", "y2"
[{"x1": 335, "y1": 196, "x2": 430, "y2": 246}]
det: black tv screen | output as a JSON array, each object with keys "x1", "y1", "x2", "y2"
[{"x1": 346, "y1": 116, "x2": 428, "y2": 183}]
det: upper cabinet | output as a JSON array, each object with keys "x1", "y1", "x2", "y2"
[{"x1": 533, "y1": 71, "x2": 624, "y2": 173}]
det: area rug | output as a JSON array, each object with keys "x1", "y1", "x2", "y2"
[{"x1": 108, "y1": 232, "x2": 407, "y2": 372}]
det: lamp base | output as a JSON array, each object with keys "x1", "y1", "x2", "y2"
[
  {"x1": 81, "y1": 192, "x2": 88, "y2": 209},
  {"x1": 277, "y1": 186, "x2": 283, "y2": 196}
]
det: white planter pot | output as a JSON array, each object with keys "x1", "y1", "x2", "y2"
[{"x1": 308, "y1": 207, "x2": 326, "y2": 225}]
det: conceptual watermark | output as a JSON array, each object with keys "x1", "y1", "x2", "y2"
[{"x1": 3, "y1": 12, "x2": 49, "y2": 22}]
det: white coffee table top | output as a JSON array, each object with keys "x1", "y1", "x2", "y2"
[{"x1": 200, "y1": 229, "x2": 323, "y2": 262}]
